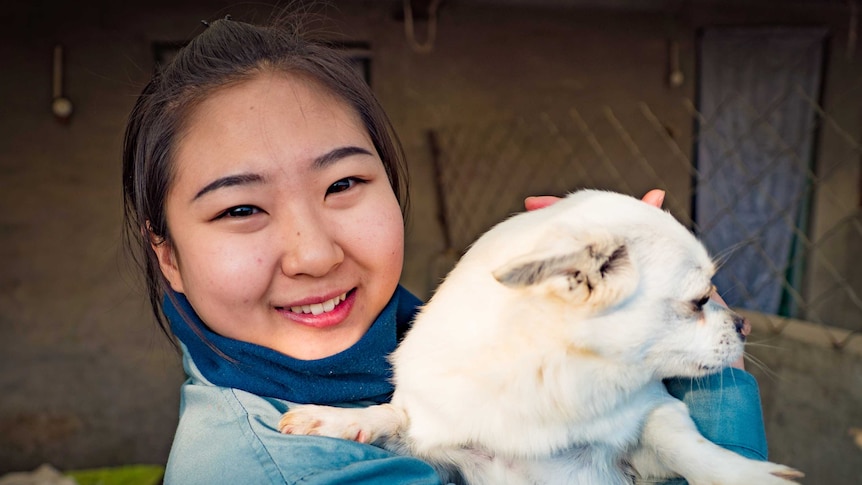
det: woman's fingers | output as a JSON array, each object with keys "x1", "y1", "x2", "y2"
[
  {"x1": 525, "y1": 190, "x2": 666, "y2": 212},
  {"x1": 641, "y1": 189, "x2": 665, "y2": 208},
  {"x1": 524, "y1": 196, "x2": 561, "y2": 211}
]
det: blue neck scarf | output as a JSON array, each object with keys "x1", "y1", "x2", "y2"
[{"x1": 163, "y1": 286, "x2": 421, "y2": 405}]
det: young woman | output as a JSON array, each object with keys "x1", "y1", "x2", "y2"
[{"x1": 123, "y1": 16, "x2": 769, "y2": 485}]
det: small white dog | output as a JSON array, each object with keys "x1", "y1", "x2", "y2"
[{"x1": 280, "y1": 190, "x2": 802, "y2": 485}]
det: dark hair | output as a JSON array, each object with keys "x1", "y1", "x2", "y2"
[{"x1": 122, "y1": 17, "x2": 410, "y2": 342}]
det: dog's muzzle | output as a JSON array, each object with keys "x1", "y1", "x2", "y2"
[{"x1": 733, "y1": 315, "x2": 748, "y2": 341}]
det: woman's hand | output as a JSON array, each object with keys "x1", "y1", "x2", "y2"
[{"x1": 523, "y1": 189, "x2": 746, "y2": 371}]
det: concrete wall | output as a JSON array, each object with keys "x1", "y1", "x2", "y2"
[{"x1": 1, "y1": 0, "x2": 859, "y2": 482}]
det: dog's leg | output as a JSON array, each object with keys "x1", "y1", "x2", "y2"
[
  {"x1": 630, "y1": 398, "x2": 803, "y2": 485},
  {"x1": 278, "y1": 403, "x2": 407, "y2": 446}
]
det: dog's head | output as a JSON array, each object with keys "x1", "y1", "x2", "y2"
[{"x1": 474, "y1": 190, "x2": 745, "y2": 378}]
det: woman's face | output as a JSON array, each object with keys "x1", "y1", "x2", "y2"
[{"x1": 153, "y1": 72, "x2": 404, "y2": 360}]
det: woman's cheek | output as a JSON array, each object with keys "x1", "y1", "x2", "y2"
[
  {"x1": 371, "y1": 205, "x2": 405, "y2": 273},
  {"x1": 198, "y1": 240, "x2": 272, "y2": 300}
]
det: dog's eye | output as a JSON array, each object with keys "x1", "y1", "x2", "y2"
[{"x1": 692, "y1": 296, "x2": 711, "y2": 311}]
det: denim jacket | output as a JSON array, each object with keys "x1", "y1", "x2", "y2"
[{"x1": 164, "y1": 344, "x2": 440, "y2": 484}]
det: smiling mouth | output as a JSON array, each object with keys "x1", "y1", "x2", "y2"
[{"x1": 288, "y1": 290, "x2": 351, "y2": 316}]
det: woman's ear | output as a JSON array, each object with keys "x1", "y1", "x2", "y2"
[{"x1": 148, "y1": 225, "x2": 185, "y2": 293}]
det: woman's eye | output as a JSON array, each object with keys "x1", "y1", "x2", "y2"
[
  {"x1": 221, "y1": 205, "x2": 260, "y2": 218},
  {"x1": 326, "y1": 177, "x2": 363, "y2": 195}
]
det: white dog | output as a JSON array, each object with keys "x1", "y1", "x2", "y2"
[{"x1": 279, "y1": 190, "x2": 802, "y2": 485}]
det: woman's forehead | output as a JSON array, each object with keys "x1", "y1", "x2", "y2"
[
  {"x1": 187, "y1": 71, "x2": 356, "y2": 128},
  {"x1": 168, "y1": 72, "x2": 376, "y2": 199},
  {"x1": 179, "y1": 72, "x2": 368, "y2": 154}
]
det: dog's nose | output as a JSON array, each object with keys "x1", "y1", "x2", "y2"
[{"x1": 733, "y1": 315, "x2": 748, "y2": 341}]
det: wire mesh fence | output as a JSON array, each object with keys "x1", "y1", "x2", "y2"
[{"x1": 427, "y1": 95, "x2": 862, "y2": 351}]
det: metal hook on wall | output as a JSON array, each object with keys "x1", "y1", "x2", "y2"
[{"x1": 52, "y1": 45, "x2": 74, "y2": 123}]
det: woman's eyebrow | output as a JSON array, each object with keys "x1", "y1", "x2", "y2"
[
  {"x1": 313, "y1": 146, "x2": 374, "y2": 169},
  {"x1": 193, "y1": 173, "x2": 264, "y2": 201},
  {"x1": 191, "y1": 146, "x2": 372, "y2": 201}
]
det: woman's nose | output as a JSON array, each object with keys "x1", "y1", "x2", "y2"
[{"x1": 278, "y1": 212, "x2": 343, "y2": 278}]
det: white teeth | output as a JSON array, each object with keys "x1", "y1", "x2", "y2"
[{"x1": 289, "y1": 292, "x2": 347, "y2": 315}]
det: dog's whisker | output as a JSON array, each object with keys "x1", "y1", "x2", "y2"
[
  {"x1": 742, "y1": 353, "x2": 781, "y2": 382},
  {"x1": 714, "y1": 282, "x2": 743, "y2": 302},
  {"x1": 709, "y1": 239, "x2": 760, "y2": 310},
  {"x1": 743, "y1": 340, "x2": 785, "y2": 351},
  {"x1": 727, "y1": 364, "x2": 737, "y2": 389},
  {"x1": 711, "y1": 238, "x2": 753, "y2": 272}
]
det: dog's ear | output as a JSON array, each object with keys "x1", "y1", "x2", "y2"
[{"x1": 492, "y1": 234, "x2": 637, "y2": 309}]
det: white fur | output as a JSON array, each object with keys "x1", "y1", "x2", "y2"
[{"x1": 279, "y1": 190, "x2": 802, "y2": 485}]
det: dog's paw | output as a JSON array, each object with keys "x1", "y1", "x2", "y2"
[
  {"x1": 690, "y1": 459, "x2": 804, "y2": 485},
  {"x1": 768, "y1": 464, "x2": 805, "y2": 482},
  {"x1": 278, "y1": 405, "x2": 375, "y2": 443},
  {"x1": 743, "y1": 460, "x2": 804, "y2": 484}
]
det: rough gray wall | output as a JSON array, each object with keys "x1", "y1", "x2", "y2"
[{"x1": 1, "y1": 1, "x2": 859, "y2": 481}]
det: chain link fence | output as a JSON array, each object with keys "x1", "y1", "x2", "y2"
[{"x1": 426, "y1": 94, "x2": 862, "y2": 351}]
